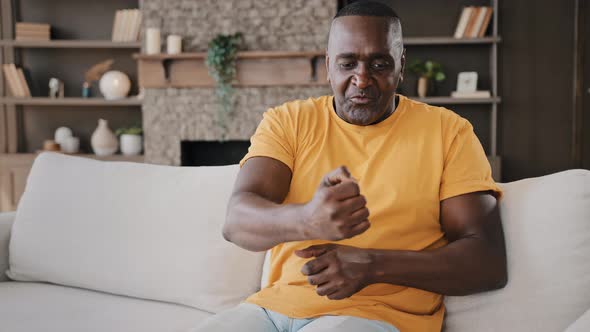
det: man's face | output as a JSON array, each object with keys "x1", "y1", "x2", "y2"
[{"x1": 326, "y1": 16, "x2": 405, "y2": 126}]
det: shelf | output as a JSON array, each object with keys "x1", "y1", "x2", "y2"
[
  {"x1": 404, "y1": 36, "x2": 501, "y2": 45},
  {"x1": 133, "y1": 50, "x2": 325, "y2": 61},
  {"x1": 414, "y1": 97, "x2": 501, "y2": 105},
  {"x1": 1, "y1": 153, "x2": 144, "y2": 163},
  {"x1": 0, "y1": 40, "x2": 141, "y2": 49},
  {"x1": 135, "y1": 50, "x2": 328, "y2": 88},
  {"x1": 0, "y1": 97, "x2": 142, "y2": 106}
]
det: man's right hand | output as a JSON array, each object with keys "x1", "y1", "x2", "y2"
[{"x1": 300, "y1": 166, "x2": 371, "y2": 241}]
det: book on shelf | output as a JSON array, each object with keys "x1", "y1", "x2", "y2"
[
  {"x1": 453, "y1": 7, "x2": 473, "y2": 39},
  {"x1": 453, "y1": 6, "x2": 493, "y2": 38},
  {"x1": 15, "y1": 22, "x2": 50, "y2": 41},
  {"x1": 477, "y1": 7, "x2": 493, "y2": 37},
  {"x1": 111, "y1": 10, "x2": 122, "y2": 41},
  {"x1": 112, "y1": 9, "x2": 142, "y2": 42},
  {"x1": 2, "y1": 64, "x2": 31, "y2": 97},
  {"x1": 17, "y1": 68, "x2": 31, "y2": 97},
  {"x1": 451, "y1": 90, "x2": 491, "y2": 98}
]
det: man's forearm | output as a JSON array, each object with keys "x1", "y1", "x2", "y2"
[
  {"x1": 223, "y1": 192, "x2": 306, "y2": 252},
  {"x1": 367, "y1": 237, "x2": 507, "y2": 296}
]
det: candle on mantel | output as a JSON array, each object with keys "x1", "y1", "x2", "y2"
[
  {"x1": 167, "y1": 35, "x2": 182, "y2": 54},
  {"x1": 145, "y1": 28, "x2": 161, "y2": 55}
]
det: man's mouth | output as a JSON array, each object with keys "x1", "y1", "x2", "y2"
[{"x1": 349, "y1": 95, "x2": 374, "y2": 105}]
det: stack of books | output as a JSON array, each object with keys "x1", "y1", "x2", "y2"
[
  {"x1": 15, "y1": 22, "x2": 50, "y2": 41},
  {"x1": 2, "y1": 64, "x2": 31, "y2": 97},
  {"x1": 111, "y1": 9, "x2": 142, "y2": 42},
  {"x1": 453, "y1": 6, "x2": 493, "y2": 39}
]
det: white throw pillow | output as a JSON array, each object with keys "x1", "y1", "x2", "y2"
[
  {"x1": 7, "y1": 152, "x2": 264, "y2": 313},
  {"x1": 444, "y1": 169, "x2": 590, "y2": 332}
]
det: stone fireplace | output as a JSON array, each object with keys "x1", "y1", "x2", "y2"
[{"x1": 140, "y1": 0, "x2": 335, "y2": 165}]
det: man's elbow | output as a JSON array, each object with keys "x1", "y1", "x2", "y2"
[
  {"x1": 489, "y1": 266, "x2": 508, "y2": 290},
  {"x1": 222, "y1": 193, "x2": 243, "y2": 244},
  {"x1": 483, "y1": 256, "x2": 508, "y2": 292},
  {"x1": 222, "y1": 210, "x2": 238, "y2": 244},
  {"x1": 222, "y1": 222, "x2": 233, "y2": 243}
]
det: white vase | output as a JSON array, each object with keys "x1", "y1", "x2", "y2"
[
  {"x1": 99, "y1": 70, "x2": 131, "y2": 100},
  {"x1": 91, "y1": 119, "x2": 118, "y2": 156},
  {"x1": 120, "y1": 134, "x2": 143, "y2": 156}
]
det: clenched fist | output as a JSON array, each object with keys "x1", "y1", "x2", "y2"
[
  {"x1": 301, "y1": 166, "x2": 370, "y2": 241},
  {"x1": 295, "y1": 244, "x2": 373, "y2": 300}
]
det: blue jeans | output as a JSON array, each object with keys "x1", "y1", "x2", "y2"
[{"x1": 192, "y1": 303, "x2": 399, "y2": 332}]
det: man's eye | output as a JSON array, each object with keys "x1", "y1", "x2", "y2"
[
  {"x1": 372, "y1": 62, "x2": 390, "y2": 70},
  {"x1": 339, "y1": 62, "x2": 355, "y2": 70}
]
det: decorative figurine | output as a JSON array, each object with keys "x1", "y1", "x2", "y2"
[
  {"x1": 48, "y1": 78, "x2": 64, "y2": 98},
  {"x1": 83, "y1": 59, "x2": 114, "y2": 98}
]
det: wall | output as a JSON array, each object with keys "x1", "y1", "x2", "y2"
[
  {"x1": 498, "y1": 0, "x2": 577, "y2": 181},
  {"x1": 140, "y1": 0, "x2": 334, "y2": 165}
]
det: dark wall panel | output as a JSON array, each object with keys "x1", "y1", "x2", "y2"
[
  {"x1": 582, "y1": 0, "x2": 590, "y2": 169},
  {"x1": 499, "y1": 0, "x2": 575, "y2": 180}
]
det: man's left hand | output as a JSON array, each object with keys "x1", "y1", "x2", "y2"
[{"x1": 295, "y1": 244, "x2": 373, "y2": 300}]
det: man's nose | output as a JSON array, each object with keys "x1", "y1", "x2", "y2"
[{"x1": 352, "y1": 63, "x2": 371, "y2": 89}]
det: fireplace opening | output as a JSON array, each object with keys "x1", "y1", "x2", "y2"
[{"x1": 181, "y1": 140, "x2": 251, "y2": 166}]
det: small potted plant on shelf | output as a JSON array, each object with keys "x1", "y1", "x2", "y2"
[
  {"x1": 408, "y1": 60, "x2": 446, "y2": 98},
  {"x1": 115, "y1": 125, "x2": 143, "y2": 156}
]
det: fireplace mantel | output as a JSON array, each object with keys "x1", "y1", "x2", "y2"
[{"x1": 134, "y1": 51, "x2": 328, "y2": 88}]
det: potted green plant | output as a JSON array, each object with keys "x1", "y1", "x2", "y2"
[
  {"x1": 115, "y1": 125, "x2": 143, "y2": 156},
  {"x1": 205, "y1": 33, "x2": 243, "y2": 137},
  {"x1": 408, "y1": 60, "x2": 446, "y2": 97}
]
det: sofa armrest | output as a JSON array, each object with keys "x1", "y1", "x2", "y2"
[
  {"x1": 0, "y1": 211, "x2": 16, "y2": 282},
  {"x1": 565, "y1": 308, "x2": 590, "y2": 332}
]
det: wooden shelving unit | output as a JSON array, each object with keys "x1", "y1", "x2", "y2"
[
  {"x1": 0, "y1": 40, "x2": 141, "y2": 48},
  {"x1": 0, "y1": 0, "x2": 142, "y2": 211},
  {"x1": 0, "y1": 97, "x2": 142, "y2": 106},
  {"x1": 352, "y1": 0, "x2": 500, "y2": 178}
]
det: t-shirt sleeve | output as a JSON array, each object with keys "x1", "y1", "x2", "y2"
[
  {"x1": 239, "y1": 107, "x2": 296, "y2": 171},
  {"x1": 439, "y1": 120, "x2": 502, "y2": 201}
]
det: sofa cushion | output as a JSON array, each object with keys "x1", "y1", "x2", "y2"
[
  {"x1": 565, "y1": 308, "x2": 590, "y2": 332},
  {"x1": 0, "y1": 281, "x2": 211, "y2": 332},
  {"x1": 0, "y1": 212, "x2": 15, "y2": 283},
  {"x1": 7, "y1": 152, "x2": 265, "y2": 313},
  {"x1": 444, "y1": 169, "x2": 590, "y2": 332}
]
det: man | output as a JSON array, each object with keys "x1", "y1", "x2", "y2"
[{"x1": 195, "y1": 2, "x2": 507, "y2": 331}]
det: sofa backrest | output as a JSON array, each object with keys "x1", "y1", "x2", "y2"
[
  {"x1": 7, "y1": 152, "x2": 265, "y2": 314},
  {"x1": 6, "y1": 153, "x2": 590, "y2": 331},
  {"x1": 444, "y1": 169, "x2": 590, "y2": 332}
]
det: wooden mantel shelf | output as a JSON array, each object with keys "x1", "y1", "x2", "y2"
[
  {"x1": 134, "y1": 51, "x2": 328, "y2": 88},
  {"x1": 133, "y1": 50, "x2": 325, "y2": 61}
]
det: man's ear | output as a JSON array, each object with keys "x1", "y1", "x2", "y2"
[
  {"x1": 325, "y1": 52, "x2": 330, "y2": 82},
  {"x1": 399, "y1": 48, "x2": 406, "y2": 83}
]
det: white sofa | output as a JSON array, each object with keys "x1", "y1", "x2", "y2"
[{"x1": 0, "y1": 152, "x2": 588, "y2": 332}]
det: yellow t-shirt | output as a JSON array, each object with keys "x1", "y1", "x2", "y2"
[{"x1": 239, "y1": 95, "x2": 501, "y2": 332}]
